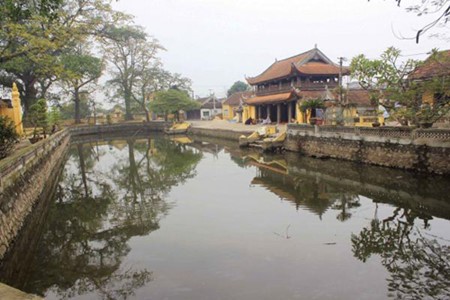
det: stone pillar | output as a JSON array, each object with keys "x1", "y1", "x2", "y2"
[
  {"x1": 288, "y1": 102, "x2": 292, "y2": 123},
  {"x1": 266, "y1": 105, "x2": 270, "y2": 121},
  {"x1": 277, "y1": 104, "x2": 281, "y2": 124},
  {"x1": 11, "y1": 83, "x2": 23, "y2": 136}
]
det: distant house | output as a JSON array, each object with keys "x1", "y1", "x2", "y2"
[
  {"x1": 186, "y1": 96, "x2": 223, "y2": 120},
  {"x1": 325, "y1": 89, "x2": 384, "y2": 126},
  {"x1": 222, "y1": 91, "x2": 253, "y2": 122},
  {"x1": 244, "y1": 47, "x2": 350, "y2": 124},
  {"x1": 409, "y1": 50, "x2": 450, "y2": 106}
]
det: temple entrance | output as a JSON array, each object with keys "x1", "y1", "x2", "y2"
[{"x1": 280, "y1": 103, "x2": 289, "y2": 123}]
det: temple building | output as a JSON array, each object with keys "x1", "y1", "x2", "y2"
[{"x1": 244, "y1": 47, "x2": 349, "y2": 124}]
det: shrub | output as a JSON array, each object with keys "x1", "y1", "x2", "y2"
[{"x1": 0, "y1": 116, "x2": 19, "y2": 159}]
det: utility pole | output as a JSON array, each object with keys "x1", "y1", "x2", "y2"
[
  {"x1": 338, "y1": 57, "x2": 346, "y2": 104},
  {"x1": 209, "y1": 89, "x2": 216, "y2": 119}
]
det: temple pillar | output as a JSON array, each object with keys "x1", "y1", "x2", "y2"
[
  {"x1": 266, "y1": 105, "x2": 270, "y2": 120},
  {"x1": 258, "y1": 106, "x2": 261, "y2": 120},
  {"x1": 277, "y1": 104, "x2": 281, "y2": 124},
  {"x1": 288, "y1": 102, "x2": 292, "y2": 123}
]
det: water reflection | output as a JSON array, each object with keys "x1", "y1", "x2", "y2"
[
  {"x1": 220, "y1": 145, "x2": 450, "y2": 299},
  {"x1": 0, "y1": 137, "x2": 202, "y2": 299},
  {"x1": 233, "y1": 151, "x2": 362, "y2": 220},
  {"x1": 352, "y1": 208, "x2": 450, "y2": 299},
  {"x1": 1, "y1": 134, "x2": 449, "y2": 299}
]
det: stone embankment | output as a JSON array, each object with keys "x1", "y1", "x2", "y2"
[
  {"x1": 0, "y1": 130, "x2": 70, "y2": 259},
  {"x1": 285, "y1": 124, "x2": 450, "y2": 175}
]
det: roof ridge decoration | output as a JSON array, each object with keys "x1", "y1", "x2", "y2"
[{"x1": 296, "y1": 48, "x2": 335, "y2": 67}]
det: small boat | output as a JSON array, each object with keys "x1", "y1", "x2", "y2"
[
  {"x1": 165, "y1": 122, "x2": 191, "y2": 134},
  {"x1": 258, "y1": 131, "x2": 286, "y2": 152},
  {"x1": 239, "y1": 126, "x2": 277, "y2": 147}
]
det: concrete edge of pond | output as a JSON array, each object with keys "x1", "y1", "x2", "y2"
[{"x1": 0, "y1": 279, "x2": 43, "y2": 299}]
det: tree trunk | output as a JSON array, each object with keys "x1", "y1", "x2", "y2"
[
  {"x1": 124, "y1": 90, "x2": 133, "y2": 121},
  {"x1": 22, "y1": 81, "x2": 38, "y2": 118},
  {"x1": 74, "y1": 88, "x2": 81, "y2": 124},
  {"x1": 77, "y1": 144, "x2": 89, "y2": 197}
]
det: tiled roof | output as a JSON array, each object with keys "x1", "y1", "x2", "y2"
[
  {"x1": 247, "y1": 48, "x2": 344, "y2": 85},
  {"x1": 298, "y1": 90, "x2": 331, "y2": 100},
  {"x1": 223, "y1": 91, "x2": 254, "y2": 106},
  {"x1": 297, "y1": 62, "x2": 349, "y2": 75},
  {"x1": 346, "y1": 90, "x2": 372, "y2": 107},
  {"x1": 247, "y1": 51, "x2": 311, "y2": 85},
  {"x1": 409, "y1": 50, "x2": 450, "y2": 80},
  {"x1": 201, "y1": 100, "x2": 222, "y2": 109},
  {"x1": 245, "y1": 92, "x2": 297, "y2": 105}
]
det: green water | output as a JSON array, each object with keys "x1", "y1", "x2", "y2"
[{"x1": 1, "y1": 135, "x2": 449, "y2": 300}]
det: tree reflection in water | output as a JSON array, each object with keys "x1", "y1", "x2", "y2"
[
  {"x1": 352, "y1": 207, "x2": 450, "y2": 299},
  {"x1": 14, "y1": 138, "x2": 202, "y2": 299}
]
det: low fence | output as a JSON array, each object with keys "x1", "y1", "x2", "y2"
[
  {"x1": 69, "y1": 121, "x2": 169, "y2": 137},
  {"x1": 287, "y1": 124, "x2": 450, "y2": 145},
  {"x1": 0, "y1": 130, "x2": 70, "y2": 193}
]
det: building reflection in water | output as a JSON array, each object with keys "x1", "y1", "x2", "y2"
[{"x1": 225, "y1": 147, "x2": 450, "y2": 300}]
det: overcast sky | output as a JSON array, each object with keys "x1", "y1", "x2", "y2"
[{"x1": 113, "y1": 0, "x2": 449, "y2": 98}]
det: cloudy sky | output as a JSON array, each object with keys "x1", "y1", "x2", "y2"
[{"x1": 113, "y1": 0, "x2": 449, "y2": 98}]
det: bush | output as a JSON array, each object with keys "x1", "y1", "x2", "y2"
[{"x1": 0, "y1": 116, "x2": 19, "y2": 159}]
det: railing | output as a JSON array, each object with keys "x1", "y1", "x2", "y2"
[
  {"x1": 0, "y1": 129, "x2": 70, "y2": 192},
  {"x1": 287, "y1": 124, "x2": 450, "y2": 143},
  {"x1": 255, "y1": 82, "x2": 338, "y2": 96}
]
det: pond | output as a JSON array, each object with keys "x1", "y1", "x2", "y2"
[{"x1": 1, "y1": 135, "x2": 449, "y2": 300}]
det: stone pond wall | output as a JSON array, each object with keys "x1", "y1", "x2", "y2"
[
  {"x1": 0, "y1": 130, "x2": 70, "y2": 259},
  {"x1": 285, "y1": 124, "x2": 450, "y2": 175}
]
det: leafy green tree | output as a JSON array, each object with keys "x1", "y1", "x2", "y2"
[
  {"x1": 47, "y1": 105, "x2": 61, "y2": 128},
  {"x1": 0, "y1": 0, "x2": 124, "y2": 113},
  {"x1": 351, "y1": 47, "x2": 449, "y2": 126},
  {"x1": 149, "y1": 89, "x2": 200, "y2": 121},
  {"x1": 103, "y1": 25, "x2": 165, "y2": 120},
  {"x1": 132, "y1": 67, "x2": 193, "y2": 121},
  {"x1": 28, "y1": 98, "x2": 48, "y2": 138},
  {"x1": 350, "y1": 47, "x2": 420, "y2": 125},
  {"x1": 60, "y1": 46, "x2": 103, "y2": 124},
  {"x1": 227, "y1": 80, "x2": 250, "y2": 97},
  {"x1": 0, "y1": 116, "x2": 19, "y2": 159},
  {"x1": 59, "y1": 93, "x2": 91, "y2": 120}
]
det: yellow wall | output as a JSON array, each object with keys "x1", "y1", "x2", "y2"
[
  {"x1": 0, "y1": 83, "x2": 23, "y2": 135},
  {"x1": 242, "y1": 106, "x2": 257, "y2": 123},
  {"x1": 222, "y1": 104, "x2": 234, "y2": 120},
  {"x1": 422, "y1": 91, "x2": 435, "y2": 105},
  {"x1": 249, "y1": 106, "x2": 256, "y2": 120}
]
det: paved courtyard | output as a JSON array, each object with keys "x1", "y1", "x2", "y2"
[{"x1": 190, "y1": 119, "x2": 287, "y2": 133}]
